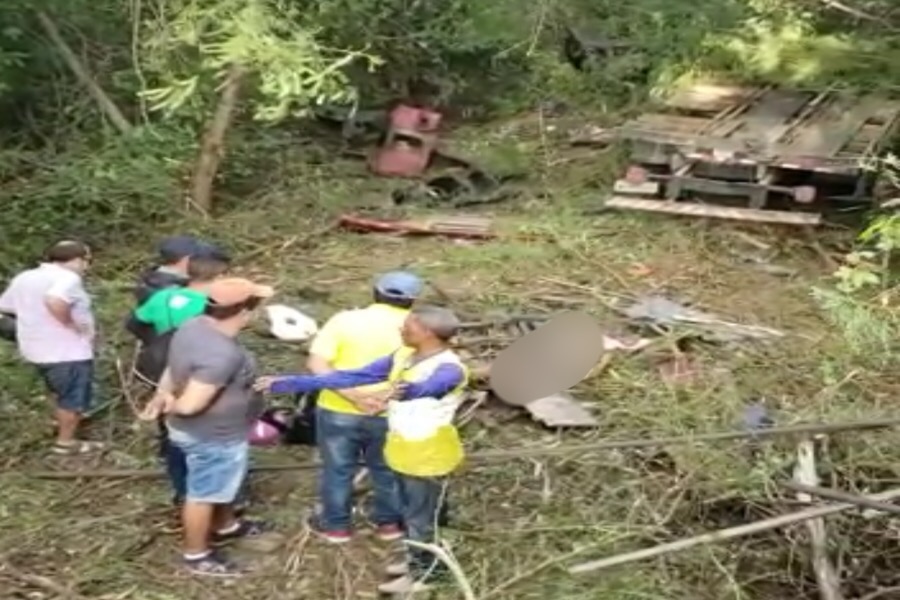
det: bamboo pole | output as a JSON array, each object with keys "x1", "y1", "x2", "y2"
[
  {"x1": 779, "y1": 481, "x2": 900, "y2": 516},
  {"x1": 568, "y1": 486, "x2": 900, "y2": 574},
  {"x1": 23, "y1": 415, "x2": 900, "y2": 480},
  {"x1": 793, "y1": 438, "x2": 843, "y2": 600}
]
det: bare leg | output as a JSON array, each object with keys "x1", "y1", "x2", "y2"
[
  {"x1": 182, "y1": 501, "x2": 215, "y2": 555},
  {"x1": 55, "y1": 408, "x2": 80, "y2": 444},
  {"x1": 212, "y1": 504, "x2": 238, "y2": 534}
]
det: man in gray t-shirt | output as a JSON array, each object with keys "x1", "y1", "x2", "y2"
[{"x1": 146, "y1": 277, "x2": 273, "y2": 577}]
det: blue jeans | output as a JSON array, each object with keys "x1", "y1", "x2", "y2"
[
  {"x1": 169, "y1": 430, "x2": 249, "y2": 504},
  {"x1": 316, "y1": 407, "x2": 401, "y2": 531},
  {"x1": 398, "y1": 474, "x2": 449, "y2": 580},
  {"x1": 158, "y1": 420, "x2": 187, "y2": 504},
  {"x1": 35, "y1": 360, "x2": 94, "y2": 413}
]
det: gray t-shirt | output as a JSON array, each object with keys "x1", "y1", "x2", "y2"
[{"x1": 165, "y1": 317, "x2": 264, "y2": 442}]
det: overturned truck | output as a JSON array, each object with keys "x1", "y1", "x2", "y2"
[{"x1": 608, "y1": 84, "x2": 900, "y2": 225}]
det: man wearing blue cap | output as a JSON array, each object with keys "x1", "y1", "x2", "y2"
[{"x1": 303, "y1": 271, "x2": 424, "y2": 544}]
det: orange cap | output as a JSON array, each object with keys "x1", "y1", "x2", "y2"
[{"x1": 207, "y1": 278, "x2": 274, "y2": 307}]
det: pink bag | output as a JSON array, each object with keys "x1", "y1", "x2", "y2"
[{"x1": 248, "y1": 410, "x2": 290, "y2": 446}]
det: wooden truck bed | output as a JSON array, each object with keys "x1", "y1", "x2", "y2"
[{"x1": 608, "y1": 84, "x2": 900, "y2": 225}]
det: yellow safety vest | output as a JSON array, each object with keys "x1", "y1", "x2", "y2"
[{"x1": 383, "y1": 347, "x2": 469, "y2": 477}]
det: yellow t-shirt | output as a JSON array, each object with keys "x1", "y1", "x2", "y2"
[{"x1": 308, "y1": 303, "x2": 409, "y2": 414}]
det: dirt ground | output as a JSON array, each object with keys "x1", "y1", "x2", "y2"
[{"x1": 1, "y1": 110, "x2": 895, "y2": 600}]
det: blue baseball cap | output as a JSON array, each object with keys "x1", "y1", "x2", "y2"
[{"x1": 374, "y1": 271, "x2": 424, "y2": 301}]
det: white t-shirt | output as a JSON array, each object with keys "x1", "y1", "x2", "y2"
[{"x1": 0, "y1": 263, "x2": 94, "y2": 364}]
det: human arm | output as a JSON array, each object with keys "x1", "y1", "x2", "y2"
[
  {"x1": 138, "y1": 368, "x2": 175, "y2": 421},
  {"x1": 396, "y1": 363, "x2": 466, "y2": 400},
  {"x1": 44, "y1": 275, "x2": 88, "y2": 334},
  {"x1": 259, "y1": 355, "x2": 395, "y2": 395}
]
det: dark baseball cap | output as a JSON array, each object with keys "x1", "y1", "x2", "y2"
[{"x1": 158, "y1": 236, "x2": 230, "y2": 263}]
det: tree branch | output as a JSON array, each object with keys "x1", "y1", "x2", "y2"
[{"x1": 36, "y1": 11, "x2": 133, "y2": 134}]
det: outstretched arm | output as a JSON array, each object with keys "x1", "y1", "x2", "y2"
[
  {"x1": 265, "y1": 355, "x2": 395, "y2": 394},
  {"x1": 397, "y1": 363, "x2": 466, "y2": 400}
]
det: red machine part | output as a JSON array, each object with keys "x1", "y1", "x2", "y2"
[
  {"x1": 389, "y1": 105, "x2": 442, "y2": 132},
  {"x1": 370, "y1": 104, "x2": 442, "y2": 178}
]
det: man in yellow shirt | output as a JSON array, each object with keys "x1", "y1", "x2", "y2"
[{"x1": 305, "y1": 271, "x2": 424, "y2": 544}]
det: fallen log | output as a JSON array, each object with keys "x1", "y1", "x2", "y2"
[{"x1": 568, "y1": 486, "x2": 900, "y2": 575}]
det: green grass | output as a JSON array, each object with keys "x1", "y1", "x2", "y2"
[{"x1": 1, "y1": 111, "x2": 899, "y2": 600}]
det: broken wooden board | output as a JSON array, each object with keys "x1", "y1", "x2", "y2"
[
  {"x1": 603, "y1": 197, "x2": 823, "y2": 226},
  {"x1": 664, "y1": 84, "x2": 757, "y2": 113},
  {"x1": 525, "y1": 392, "x2": 599, "y2": 428}
]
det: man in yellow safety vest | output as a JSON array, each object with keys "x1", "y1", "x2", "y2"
[{"x1": 255, "y1": 305, "x2": 468, "y2": 595}]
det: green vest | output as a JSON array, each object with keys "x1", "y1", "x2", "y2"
[{"x1": 134, "y1": 287, "x2": 208, "y2": 334}]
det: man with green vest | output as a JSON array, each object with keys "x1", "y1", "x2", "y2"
[
  {"x1": 134, "y1": 254, "x2": 227, "y2": 510},
  {"x1": 256, "y1": 305, "x2": 468, "y2": 595}
]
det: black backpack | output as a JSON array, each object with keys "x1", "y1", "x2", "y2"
[
  {"x1": 135, "y1": 329, "x2": 176, "y2": 384},
  {"x1": 280, "y1": 392, "x2": 318, "y2": 446}
]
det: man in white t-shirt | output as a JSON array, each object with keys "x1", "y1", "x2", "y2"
[{"x1": 0, "y1": 240, "x2": 99, "y2": 455}]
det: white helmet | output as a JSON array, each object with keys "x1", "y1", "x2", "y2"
[{"x1": 264, "y1": 304, "x2": 318, "y2": 342}]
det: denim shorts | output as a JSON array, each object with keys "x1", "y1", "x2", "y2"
[
  {"x1": 169, "y1": 430, "x2": 249, "y2": 504},
  {"x1": 35, "y1": 360, "x2": 94, "y2": 413}
]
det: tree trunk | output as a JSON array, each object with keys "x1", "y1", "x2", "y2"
[
  {"x1": 190, "y1": 64, "x2": 245, "y2": 213},
  {"x1": 36, "y1": 11, "x2": 133, "y2": 134}
]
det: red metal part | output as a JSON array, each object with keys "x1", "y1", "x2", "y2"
[{"x1": 370, "y1": 104, "x2": 443, "y2": 177}]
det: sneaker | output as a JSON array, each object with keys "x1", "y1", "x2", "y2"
[
  {"x1": 377, "y1": 575, "x2": 433, "y2": 595},
  {"x1": 385, "y1": 561, "x2": 409, "y2": 577},
  {"x1": 183, "y1": 551, "x2": 241, "y2": 578},
  {"x1": 51, "y1": 440, "x2": 104, "y2": 455},
  {"x1": 306, "y1": 515, "x2": 352, "y2": 544},
  {"x1": 375, "y1": 524, "x2": 404, "y2": 542},
  {"x1": 212, "y1": 519, "x2": 272, "y2": 545}
]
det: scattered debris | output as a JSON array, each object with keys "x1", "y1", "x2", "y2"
[
  {"x1": 621, "y1": 294, "x2": 785, "y2": 342},
  {"x1": 562, "y1": 25, "x2": 633, "y2": 72},
  {"x1": 263, "y1": 304, "x2": 318, "y2": 342},
  {"x1": 369, "y1": 104, "x2": 442, "y2": 177},
  {"x1": 337, "y1": 213, "x2": 495, "y2": 240},
  {"x1": 392, "y1": 167, "x2": 522, "y2": 208},
  {"x1": 569, "y1": 124, "x2": 617, "y2": 147},
  {"x1": 525, "y1": 392, "x2": 599, "y2": 428}
]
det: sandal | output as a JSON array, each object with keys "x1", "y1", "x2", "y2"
[
  {"x1": 212, "y1": 519, "x2": 272, "y2": 545},
  {"x1": 183, "y1": 551, "x2": 241, "y2": 577},
  {"x1": 52, "y1": 440, "x2": 105, "y2": 455}
]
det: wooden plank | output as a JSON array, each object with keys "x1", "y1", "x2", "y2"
[
  {"x1": 710, "y1": 90, "x2": 812, "y2": 144},
  {"x1": 665, "y1": 84, "x2": 757, "y2": 113},
  {"x1": 633, "y1": 114, "x2": 711, "y2": 134},
  {"x1": 786, "y1": 96, "x2": 885, "y2": 158},
  {"x1": 604, "y1": 196, "x2": 822, "y2": 225}
]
